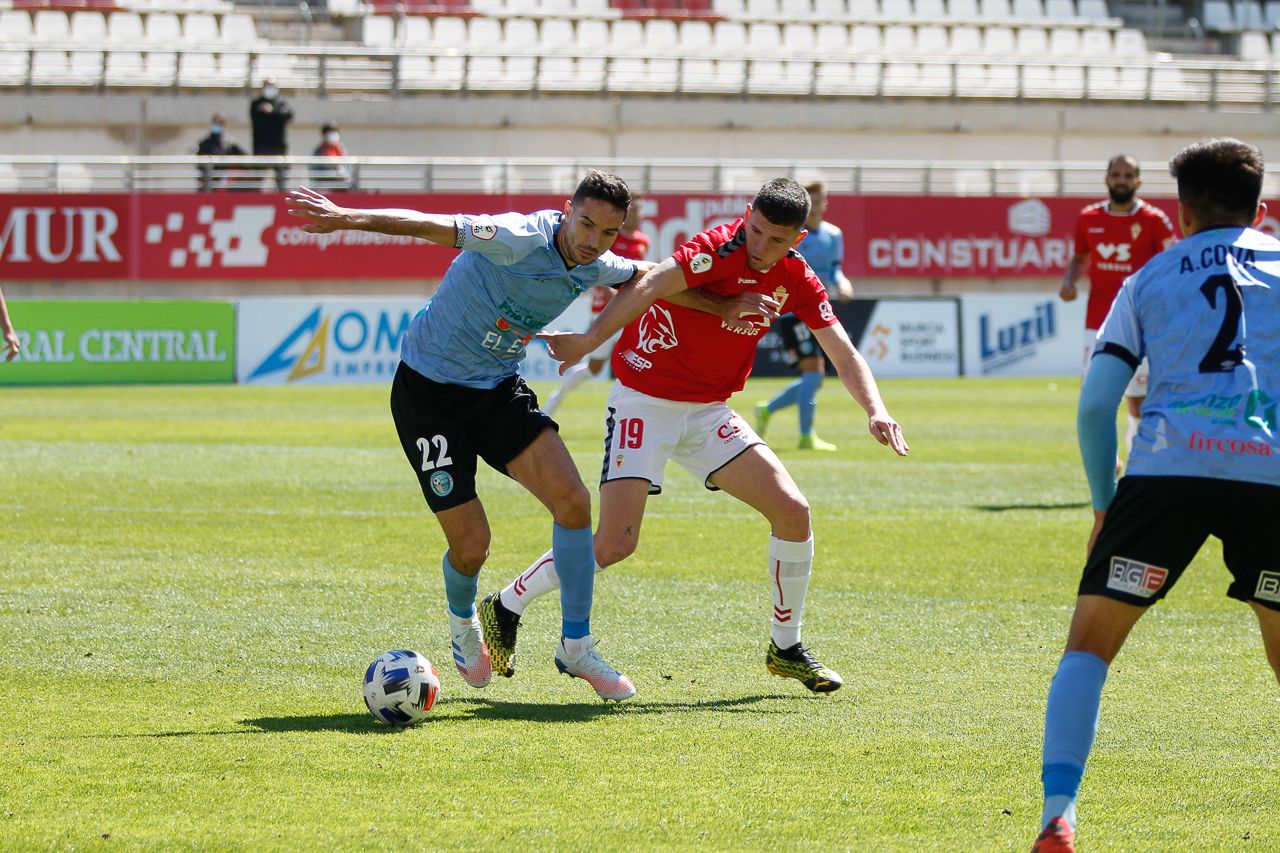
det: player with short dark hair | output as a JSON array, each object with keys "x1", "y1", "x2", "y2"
[
  {"x1": 756, "y1": 181, "x2": 855, "y2": 451},
  {"x1": 1031, "y1": 138, "x2": 1280, "y2": 853},
  {"x1": 284, "y1": 173, "x2": 770, "y2": 702},
  {"x1": 478, "y1": 178, "x2": 909, "y2": 697},
  {"x1": 1060, "y1": 155, "x2": 1176, "y2": 465}
]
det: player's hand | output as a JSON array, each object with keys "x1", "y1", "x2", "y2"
[
  {"x1": 720, "y1": 292, "x2": 781, "y2": 332},
  {"x1": 285, "y1": 185, "x2": 349, "y2": 233},
  {"x1": 1087, "y1": 509, "x2": 1105, "y2": 555},
  {"x1": 1059, "y1": 282, "x2": 1078, "y2": 302},
  {"x1": 3, "y1": 329, "x2": 19, "y2": 362},
  {"x1": 868, "y1": 412, "x2": 909, "y2": 456},
  {"x1": 837, "y1": 278, "x2": 854, "y2": 303},
  {"x1": 536, "y1": 331, "x2": 592, "y2": 373}
]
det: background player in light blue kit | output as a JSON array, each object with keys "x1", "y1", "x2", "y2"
[
  {"x1": 1031, "y1": 138, "x2": 1280, "y2": 853},
  {"x1": 286, "y1": 173, "x2": 773, "y2": 702},
  {"x1": 756, "y1": 181, "x2": 854, "y2": 451}
]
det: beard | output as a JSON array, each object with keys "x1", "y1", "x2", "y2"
[{"x1": 1108, "y1": 186, "x2": 1136, "y2": 205}]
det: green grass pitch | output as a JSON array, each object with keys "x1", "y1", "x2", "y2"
[{"x1": 2, "y1": 377, "x2": 1277, "y2": 850}]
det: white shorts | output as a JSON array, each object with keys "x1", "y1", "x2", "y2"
[
  {"x1": 589, "y1": 328, "x2": 622, "y2": 363},
  {"x1": 1084, "y1": 328, "x2": 1147, "y2": 399},
  {"x1": 600, "y1": 382, "x2": 763, "y2": 495}
]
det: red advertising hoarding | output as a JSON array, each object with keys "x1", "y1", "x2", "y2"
[{"x1": 6, "y1": 191, "x2": 1270, "y2": 282}]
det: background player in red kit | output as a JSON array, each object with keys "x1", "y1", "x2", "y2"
[
  {"x1": 543, "y1": 194, "x2": 652, "y2": 416},
  {"x1": 1060, "y1": 155, "x2": 1175, "y2": 461},
  {"x1": 479, "y1": 179, "x2": 909, "y2": 696}
]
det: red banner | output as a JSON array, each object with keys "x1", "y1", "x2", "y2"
[{"x1": 4, "y1": 191, "x2": 1272, "y2": 282}]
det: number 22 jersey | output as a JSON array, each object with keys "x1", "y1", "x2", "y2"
[{"x1": 1096, "y1": 225, "x2": 1280, "y2": 485}]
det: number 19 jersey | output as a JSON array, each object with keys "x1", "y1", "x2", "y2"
[{"x1": 1096, "y1": 225, "x2": 1280, "y2": 486}]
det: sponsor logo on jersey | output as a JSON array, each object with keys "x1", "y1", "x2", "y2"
[
  {"x1": 1107, "y1": 556, "x2": 1169, "y2": 598},
  {"x1": 637, "y1": 305, "x2": 679, "y2": 354},
  {"x1": 690, "y1": 253, "x2": 713, "y2": 274},
  {"x1": 470, "y1": 218, "x2": 497, "y2": 240},
  {"x1": 619, "y1": 349, "x2": 652, "y2": 371},
  {"x1": 429, "y1": 470, "x2": 454, "y2": 497},
  {"x1": 1095, "y1": 243, "x2": 1132, "y2": 262},
  {"x1": 1187, "y1": 431, "x2": 1273, "y2": 456},
  {"x1": 1256, "y1": 571, "x2": 1280, "y2": 604}
]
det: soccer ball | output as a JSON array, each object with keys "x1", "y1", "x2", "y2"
[{"x1": 363, "y1": 650, "x2": 440, "y2": 727}]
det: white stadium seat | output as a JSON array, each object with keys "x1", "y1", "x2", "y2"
[
  {"x1": 1079, "y1": 28, "x2": 1111, "y2": 54},
  {"x1": 1011, "y1": 0, "x2": 1045, "y2": 18},
  {"x1": 949, "y1": 25, "x2": 981, "y2": 52},
  {"x1": 1076, "y1": 0, "x2": 1110, "y2": 18},
  {"x1": 1044, "y1": 0, "x2": 1075, "y2": 18},
  {"x1": 815, "y1": 23, "x2": 848, "y2": 51},
  {"x1": 1049, "y1": 27, "x2": 1080, "y2": 54},
  {"x1": 106, "y1": 11, "x2": 145, "y2": 44},
  {"x1": 782, "y1": 23, "x2": 816, "y2": 50},
  {"x1": 1015, "y1": 26, "x2": 1049, "y2": 53},
  {"x1": 1, "y1": 10, "x2": 32, "y2": 42},
  {"x1": 849, "y1": 23, "x2": 881, "y2": 52}
]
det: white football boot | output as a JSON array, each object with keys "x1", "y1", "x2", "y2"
[
  {"x1": 448, "y1": 612, "x2": 492, "y2": 688},
  {"x1": 554, "y1": 635, "x2": 635, "y2": 702}
]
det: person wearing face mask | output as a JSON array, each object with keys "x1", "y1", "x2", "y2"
[
  {"x1": 309, "y1": 122, "x2": 352, "y2": 191},
  {"x1": 249, "y1": 78, "x2": 294, "y2": 191},
  {"x1": 194, "y1": 112, "x2": 246, "y2": 192}
]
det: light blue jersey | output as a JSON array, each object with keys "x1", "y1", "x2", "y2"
[
  {"x1": 1095, "y1": 225, "x2": 1280, "y2": 485},
  {"x1": 400, "y1": 209, "x2": 636, "y2": 388},
  {"x1": 796, "y1": 221, "x2": 845, "y2": 293}
]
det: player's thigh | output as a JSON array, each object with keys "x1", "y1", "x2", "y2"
[
  {"x1": 704, "y1": 442, "x2": 810, "y2": 538},
  {"x1": 775, "y1": 314, "x2": 802, "y2": 366},
  {"x1": 595, "y1": 477, "x2": 653, "y2": 567},
  {"x1": 389, "y1": 362, "x2": 481, "y2": 513},
  {"x1": 600, "y1": 383, "x2": 682, "y2": 495},
  {"x1": 506, "y1": 427, "x2": 591, "y2": 526},
  {"x1": 1079, "y1": 476, "x2": 1212, "y2": 607},
  {"x1": 1214, "y1": 480, "x2": 1280, "y2": 610},
  {"x1": 791, "y1": 321, "x2": 823, "y2": 366}
]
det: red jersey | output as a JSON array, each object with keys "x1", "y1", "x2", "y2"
[
  {"x1": 1072, "y1": 200, "x2": 1175, "y2": 329},
  {"x1": 612, "y1": 219, "x2": 837, "y2": 403},
  {"x1": 592, "y1": 228, "x2": 651, "y2": 313}
]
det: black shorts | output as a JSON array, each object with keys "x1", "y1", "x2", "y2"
[
  {"x1": 774, "y1": 314, "x2": 821, "y2": 367},
  {"x1": 389, "y1": 361, "x2": 555, "y2": 513},
  {"x1": 1079, "y1": 475, "x2": 1280, "y2": 611}
]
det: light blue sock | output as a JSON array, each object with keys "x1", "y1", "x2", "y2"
[
  {"x1": 1041, "y1": 650, "x2": 1109, "y2": 830},
  {"x1": 797, "y1": 371, "x2": 823, "y2": 436},
  {"x1": 442, "y1": 553, "x2": 478, "y2": 619},
  {"x1": 553, "y1": 523, "x2": 594, "y2": 639},
  {"x1": 767, "y1": 379, "x2": 802, "y2": 413}
]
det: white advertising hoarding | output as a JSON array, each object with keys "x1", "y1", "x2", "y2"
[
  {"x1": 858, "y1": 299, "x2": 960, "y2": 378},
  {"x1": 237, "y1": 295, "x2": 594, "y2": 385},
  {"x1": 960, "y1": 294, "x2": 1087, "y2": 377}
]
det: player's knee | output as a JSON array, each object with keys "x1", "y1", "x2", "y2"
[
  {"x1": 594, "y1": 533, "x2": 637, "y2": 568},
  {"x1": 448, "y1": 540, "x2": 490, "y2": 574},
  {"x1": 770, "y1": 494, "x2": 811, "y2": 540},
  {"x1": 551, "y1": 481, "x2": 592, "y2": 529}
]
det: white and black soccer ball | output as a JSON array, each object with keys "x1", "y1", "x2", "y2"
[{"x1": 363, "y1": 650, "x2": 440, "y2": 727}]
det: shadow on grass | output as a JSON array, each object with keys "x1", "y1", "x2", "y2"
[
  {"x1": 242, "y1": 693, "x2": 795, "y2": 732},
  {"x1": 974, "y1": 501, "x2": 1090, "y2": 512}
]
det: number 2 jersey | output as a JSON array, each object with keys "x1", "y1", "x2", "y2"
[
  {"x1": 1096, "y1": 225, "x2": 1280, "y2": 486},
  {"x1": 399, "y1": 210, "x2": 636, "y2": 389},
  {"x1": 612, "y1": 218, "x2": 838, "y2": 403}
]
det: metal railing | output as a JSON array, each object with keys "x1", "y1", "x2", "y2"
[
  {"x1": 1, "y1": 42, "x2": 1278, "y2": 107},
  {"x1": 2, "y1": 154, "x2": 1248, "y2": 195}
]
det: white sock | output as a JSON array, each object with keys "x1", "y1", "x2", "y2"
[
  {"x1": 543, "y1": 363, "x2": 591, "y2": 416},
  {"x1": 1124, "y1": 413, "x2": 1140, "y2": 459},
  {"x1": 499, "y1": 549, "x2": 560, "y2": 615},
  {"x1": 498, "y1": 550, "x2": 606, "y2": 616},
  {"x1": 769, "y1": 534, "x2": 814, "y2": 649}
]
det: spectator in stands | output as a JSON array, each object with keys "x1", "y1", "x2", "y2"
[
  {"x1": 194, "y1": 112, "x2": 247, "y2": 193},
  {"x1": 250, "y1": 78, "x2": 294, "y2": 191},
  {"x1": 0, "y1": 285, "x2": 19, "y2": 362},
  {"x1": 309, "y1": 122, "x2": 352, "y2": 191}
]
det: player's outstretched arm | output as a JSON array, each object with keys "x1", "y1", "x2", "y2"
[
  {"x1": 284, "y1": 185, "x2": 459, "y2": 245},
  {"x1": 812, "y1": 323, "x2": 909, "y2": 456},
  {"x1": 539, "y1": 258, "x2": 690, "y2": 370}
]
